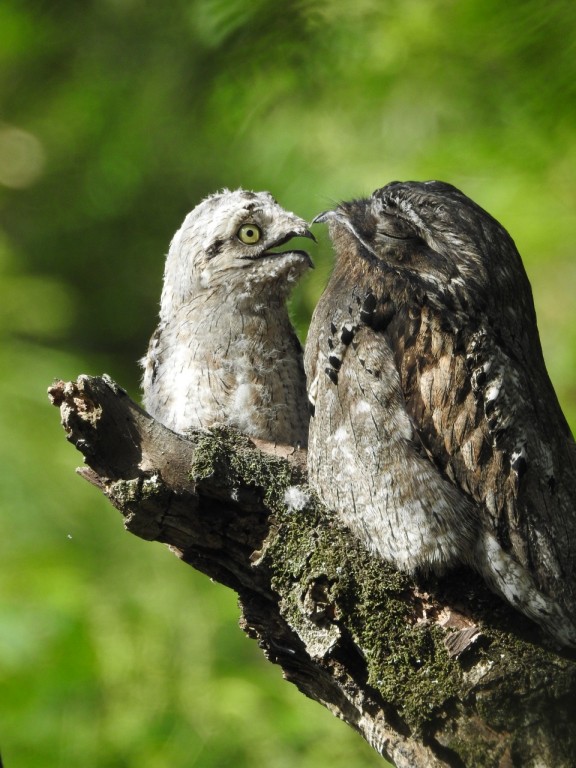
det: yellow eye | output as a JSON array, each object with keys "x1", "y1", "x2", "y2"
[{"x1": 237, "y1": 223, "x2": 262, "y2": 245}]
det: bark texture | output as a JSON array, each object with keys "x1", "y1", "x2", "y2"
[{"x1": 48, "y1": 374, "x2": 576, "y2": 768}]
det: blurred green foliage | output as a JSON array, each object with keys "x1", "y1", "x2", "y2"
[{"x1": 1, "y1": 0, "x2": 575, "y2": 765}]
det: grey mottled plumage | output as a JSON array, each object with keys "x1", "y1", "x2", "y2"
[
  {"x1": 141, "y1": 189, "x2": 313, "y2": 445},
  {"x1": 306, "y1": 180, "x2": 576, "y2": 646}
]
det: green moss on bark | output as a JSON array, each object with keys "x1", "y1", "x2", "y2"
[
  {"x1": 262, "y1": 493, "x2": 460, "y2": 730},
  {"x1": 191, "y1": 428, "x2": 297, "y2": 509},
  {"x1": 189, "y1": 429, "x2": 462, "y2": 729},
  {"x1": 186, "y1": 428, "x2": 576, "y2": 751}
]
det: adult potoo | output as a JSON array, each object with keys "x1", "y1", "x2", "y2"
[
  {"x1": 306, "y1": 180, "x2": 576, "y2": 646},
  {"x1": 141, "y1": 189, "x2": 314, "y2": 446}
]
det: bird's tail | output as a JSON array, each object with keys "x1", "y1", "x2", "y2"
[{"x1": 475, "y1": 530, "x2": 576, "y2": 648}]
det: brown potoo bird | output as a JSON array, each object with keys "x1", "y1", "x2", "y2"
[
  {"x1": 306, "y1": 180, "x2": 576, "y2": 646},
  {"x1": 141, "y1": 189, "x2": 314, "y2": 446}
]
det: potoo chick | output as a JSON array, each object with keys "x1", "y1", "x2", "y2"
[
  {"x1": 141, "y1": 189, "x2": 314, "y2": 446},
  {"x1": 306, "y1": 180, "x2": 576, "y2": 646}
]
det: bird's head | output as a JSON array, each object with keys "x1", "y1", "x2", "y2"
[
  {"x1": 313, "y1": 181, "x2": 524, "y2": 314},
  {"x1": 161, "y1": 189, "x2": 314, "y2": 315}
]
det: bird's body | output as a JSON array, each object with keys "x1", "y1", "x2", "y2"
[
  {"x1": 142, "y1": 189, "x2": 313, "y2": 446},
  {"x1": 306, "y1": 180, "x2": 576, "y2": 645}
]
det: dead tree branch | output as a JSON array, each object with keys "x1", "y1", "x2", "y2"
[{"x1": 48, "y1": 374, "x2": 576, "y2": 768}]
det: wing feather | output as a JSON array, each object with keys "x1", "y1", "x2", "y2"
[{"x1": 385, "y1": 297, "x2": 576, "y2": 600}]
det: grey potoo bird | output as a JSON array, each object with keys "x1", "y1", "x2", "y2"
[
  {"x1": 141, "y1": 189, "x2": 314, "y2": 445},
  {"x1": 306, "y1": 180, "x2": 576, "y2": 646}
]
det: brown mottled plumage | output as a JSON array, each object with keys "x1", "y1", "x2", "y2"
[
  {"x1": 306, "y1": 180, "x2": 576, "y2": 646},
  {"x1": 141, "y1": 189, "x2": 314, "y2": 445}
]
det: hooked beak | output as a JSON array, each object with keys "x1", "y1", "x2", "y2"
[
  {"x1": 267, "y1": 228, "x2": 316, "y2": 247},
  {"x1": 311, "y1": 210, "x2": 337, "y2": 225},
  {"x1": 301, "y1": 228, "x2": 317, "y2": 242},
  {"x1": 312, "y1": 207, "x2": 377, "y2": 259},
  {"x1": 248, "y1": 227, "x2": 316, "y2": 269}
]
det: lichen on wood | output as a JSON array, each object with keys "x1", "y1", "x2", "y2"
[{"x1": 48, "y1": 374, "x2": 576, "y2": 768}]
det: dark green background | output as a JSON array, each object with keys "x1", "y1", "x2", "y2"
[{"x1": 1, "y1": 1, "x2": 575, "y2": 765}]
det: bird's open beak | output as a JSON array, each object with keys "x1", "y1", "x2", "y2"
[
  {"x1": 254, "y1": 228, "x2": 316, "y2": 269},
  {"x1": 301, "y1": 228, "x2": 317, "y2": 242},
  {"x1": 290, "y1": 228, "x2": 315, "y2": 268}
]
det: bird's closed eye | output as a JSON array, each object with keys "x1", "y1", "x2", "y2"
[
  {"x1": 237, "y1": 223, "x2": 262, "y2": 244},
  {"x1": 377, "y1": 217, "x2": 417, "y2": 241}
]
